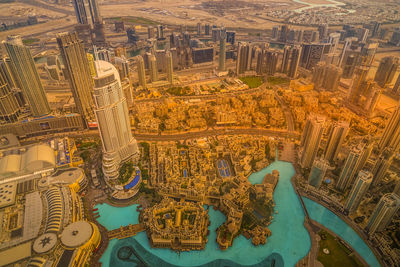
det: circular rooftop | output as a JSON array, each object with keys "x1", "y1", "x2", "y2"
[
  {"x1": 60, "y1": 221, "x2": 93, "y2": 248},
  {"x1": 33, "y1": 233, "x2": 57, "y2": 254}
]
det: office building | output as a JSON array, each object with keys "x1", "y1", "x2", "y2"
[
  {"x1": 3, "y1": 35, "x2": 50, "y2": 117},
  {"x1": 156, "y1": 25, "x2": 164, "y2": 39},
  {"x1": 72, "y1": 0, "x2": 89, "y2": 24},
  {"x1": 312, "y1": 62, "x2": 342, "y2": 91},
  {"x1": 127, "y1": 28, "x2": 140, "y2": 44},
  {"x1": 0, "y1": 59, "x2": 21, "y2": 122},
  {"x1": 390, "y1": 28, "x2": 400, "y2": 46},
  {"x1": 299, "y1": 114, "x2": 325, "y2": 169},
  {"x1": 379, "y1": 104, "x2": 400, "y2": 152},
  {"x1": 148, "y1": 26, "x2": 156, "y2": 39},
  {"x1": 72, "y1": 0, "x2": 105, "y2": 43},
  {"x1": 374, "y1": 56, "x2": 399, "y2": 88},
  {"x1": 57, "y1": 32, "x2": 95, "y2": 123},
  {"x1": 114, "y1": 56, "x2": 130, "y2": 80},
  {"x1": 392, "y1": 74, "x2": 400, "y2": 95},
  {"x1": 218, "y1": 29, "x2": 226, "y2": 71},
  {"x1": 308, "y1": 157, "x2": 330, "y2": 188},
  {"x1": 366, "y1": 193, "x2": 400, "y2": 234},
  {"x1": 93, "y1": 60, "x2": 139, "y2": 181},
  {"x1": 371, "y1": 21, "x2": 381, "y2": 38},
  {"x1": 372, "y1": 148, "x2": 395, "y2": 186},
  {"x1": 149, "y1": 54, "x2": 158, "y2": 83},
  {"x1": 324, "y1": 121, "x2": 349, "y2": 163},
  {"x1": 318, "y1": 24, "x2": 328, "y2": 41},
  {"x1": 197, "y1": 23, "x2": 201, "y2": 35},
  {"x1": 136, "y1": 56, "x2": 146, "y2": 88},
  {"x1": 226, "y1": 31, "x2": 236, "y2": 45},
  {"x1": 205, "y1": 24, "x2": 210, "y2": 35},
  {"x1": 301, "y1": 43, "x2": 332, "y2": 70},
  {"x1": 344, "y1": 170, "x2": 372, "y2": 213},
  {"x1": 192, "y1": 47, "x2": 214, "y2": 64},
  {"x1": 166, "y1": 51, "x2": 173, "y2": 85},
  {"x1": 336, "y1": 143, "x2": 365, "y2": 191}
]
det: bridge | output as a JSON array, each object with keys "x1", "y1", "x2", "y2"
[{"x1": 108, "y1": 224, "x2": 146, "y2": 240}]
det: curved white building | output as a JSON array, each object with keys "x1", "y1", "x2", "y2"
[{"x1": 93, "y1": 60, "x2": 139, "y2": 182}]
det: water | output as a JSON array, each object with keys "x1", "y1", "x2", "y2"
[
  {"x1": 97, "y1": 161, "x2": 311, "y2": 266},
  {"x1": 302, "y1": 197, "x2": 380, "y2": 267}
]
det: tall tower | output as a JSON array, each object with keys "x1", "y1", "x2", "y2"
[
  {"x1": 136, "y1": 56, "x2": 146, "y2": 89},
  {"x1": 88, "y1": 0, "x2": 101, "y2": 24},
  {"x1": 3, "y1": 35, "x2": 50, "y2": 117},
  {"x1": 366, "y1": 193, "x2": 400, "y2": 234},
  {"x1": 324, "y1": 121, "x2": 349, "y2": 163},
  {"x1": 308, "y1": 157, "x2": 330, "y2": 188},
  {"x1": 93, "y1": 60, "x2": 139, "y2": 181},
  {"x1": 371, "y1": 148, "x2": 395, "y2": 186},
  {"x1": 288, "y1": 46, "x2": 302, "y2": 79},
  {"x1": 236, "y1": 42, "x2": 249, "y2": 75},
  {"x1": 72, "y1": 0, "x2": 89, "y2": 24},
  {"x1": 56, "y1": 32, "x2": 95, "y2": 123},
  {"x1": 149, "y1": 55, "x2": 158, "y2": 83},
  {"x1": 165, "y1": 51, "x2": 173, "y2": 85},
  {"x1": 218, "y1": 28, "x2": 226, "y2": 72},
  {"x1": 374, "y1": 56, "x2": 398, "y2": 88},
  {"x1": 0, "y1": 59, "x2": 21, "y2": 122},
  {"x1": 379, "y1": 104, "x2": 400, "y2": 152},
  {"x1": 299, "y1": 114, "x2": 325, "y2": 169},
  {"x1": 344, "y1": 170, "x2": 372, "y2": 214},
  {"x1": 336, "y1": 143, "x2": 364, "y2": 191}
]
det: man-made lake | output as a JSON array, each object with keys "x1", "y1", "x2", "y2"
[{"x1": 96, "y1": 160, "x2": 379, "y2": 266}]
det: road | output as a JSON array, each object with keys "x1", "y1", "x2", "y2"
[{"x1": 133, "y1": 128, "x2": 299, "y2": 141}]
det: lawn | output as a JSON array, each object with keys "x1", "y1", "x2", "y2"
[
  {"x1": 166, "y1": 86, "x2": 193, "y2": 96},
  {"x1": 239, "y1": 76, "x2": 264, "y2": 88},
  {"x1": 267, "y1": 76, "x2": 290, "y2": 85},
  {"x1": 317, "y1": 231, "x2": 364, "y2": 267},
  {"x1": 22, "y1": 38, "x2": 40, "y2": 45}
]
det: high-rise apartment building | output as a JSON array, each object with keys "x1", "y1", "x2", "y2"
[
  {"x1": 336, "y1": 143, "x2": 365, "y2": 191},
  {"x1": 149, "y1": 55, "x2": 158, "y2": 83},
  {"x1": 299, "y1": 114, "x2": 325, "y2": 169},
  {"x1": 312, "y1": 62, "x2": 342, "y2": 91},
  {"x1": 236, "y1": 42, "x2": 250, "y2": 75},
  {"x1": 218, "y1": 29, "x2": 226, "y2": 72},
  {"x1": 366, "y1": 193, "x2": 400, "y2": 234},
  {"x1": 136, "y1": 55, "x2": 146, "y2": 89},
  {"x1": 93, "y1": 60, "x2": 139, "y2": 181},
  {"x1": 166, "y1": 51, "x2": 173, "y2": 85},
  {"x1": 301, "y1": 43, "x2": 332, "y2": 70},
  {"x1": 0, "y1": 59, "x2": 21, "y2": 122},
  {"x1": 72, "y1": 0, "x2": 105, "y2": 44},
  {"x1": 3, "y1": 35, "x2": 50, "y2": 117},
  {"x1": 372, "y1": 148, "x2": 395, "y2": 186},
  {"x1": 57, "y1": 32, "x2": 95, "y2": 123},
  {"x1": 308, "y1": 157, "x2": 330, "y2": 188},
  {"x1": 281, "y1": 45, "x2": 302, "y2": 79},
  {"x1": 379, "y1": 104, "x2": 400, "y2": 152},
  {"x1": 344, "y1": 170, "x2": 372, "y2": 213},
  {"x1": 324, "y1": 121, "x2": 349, "y2": 163},
  {"x1": 374, "y1": 56, "x2": 399, "y2": 88}
]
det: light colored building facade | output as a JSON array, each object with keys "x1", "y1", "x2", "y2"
[
  {"x1": 336, "y1": 143, "x2": 364, "y2": 191},
  {"x1": 299, "y1": 114, "x2": 325, "y2": 169},
  {"x1": 93, "y1": 60, "x2": 139, "y2": 181},
  {"x1": 324, "y1": 121, "x2": 349, "y2": 163},
  {"x1": 3, "y1": 35, "x2": 50, "y2": 117},
  {"x1": 372, "y1": 148, "x2": 395, "y2": 186},
  {"x1": 166, "y1": 51, "x2": 173, "y2": 85},
  {"x1": 366, "y1": 193, "x2": 400, "y2": 234},
  {"x1": 57, "y1": 32, "x2": 96, "y2": 124},
  {"x1": 344, "y1": 170, "x2": 372, "y2": 213},
  {"x1": 136, "y1": 55, "x2": 146, "y2": 89},
  {"x1": 379, "y1": 104, "x2": 400, "y2": 152},
  {"x1": 218, "y1": 28, "x2": 226, "y2": 72}
]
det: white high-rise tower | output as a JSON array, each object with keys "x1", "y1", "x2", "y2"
[{"x1": 93, "y1": 60, "x2": 139, "y2": 181}]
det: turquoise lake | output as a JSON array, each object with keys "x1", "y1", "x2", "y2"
[{"x1": 95, "y1": 161, "x2": 379, "y2": 266}]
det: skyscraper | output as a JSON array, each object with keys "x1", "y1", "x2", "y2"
[
  {"x1": 166, "y1": 51, "x2": 173, "y2": 85},
  {"x1": 0, "y1": 59, "x2": 21, "y2": 122},
  {"x1": 392, "y1": 74, "x2": 400, "y2": 95},
  {"x1": 379, "y1": 104, "x2": 400, "y2": 152},
  {"x1": 374, "y1": 56, "x2": 399, "y2": 88},
  {"x1": 372, "y1": 148, "x2": 395, "y2": 186},
  {"x1": 287, "y1": 46, "x2": 302, "y2": 79},
  {"x1": 336, "y1": 143, "x2": 364, "y2": 191},
  {"x1": 93, "y1": 60, "x2": 139, "y2": 181},
  {"x1": 312, "y1": 62, "x2": 342, "y2": 91},
  {"x1": 366, "y1": 193, "x2": 400, "y2": 234},
  {"x1": 299, "y1": 114, "x2": 325, "y2": 169},
  {"x1": 3, "y1": 35, "x2": 50, "y2": 117},
  {"x1": 236, "y1": 42, "x2": 250, "y2": 75},
  {"x1": 72, "y1": 0, "x2": 89, "y2": 24},
  {"x1": 344, "y1": 170, "x2": 372, "y2": 214},
  {"x1": 218, "y1": 28, "x2": 226, "y2": 72},
  {"x1": 301, "y1": 43, "x2": 332, "y2": 70},
  {"x1": 324, "y1": 121, "x2": 349, "y2": 163},
  {"x1": 72, "y1": 0, "x2": 101, "y2": 25},
  {"x1": 56, "y1": 32, "x2": 95, "y2": 123},
  {"x1": 136, "y1": 55, "x2": 146, "y2": 89},
  {"x1": 308, "y1": 157, "x2": 330, "y2": 188},
  {"x1": 149, "y1": 55, "x2": 158, "y2": 83}
]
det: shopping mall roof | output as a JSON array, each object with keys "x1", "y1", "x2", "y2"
[
  {"x1": 0, "y1": 241, "x2": 32, "y2": 266},
  {"x1": 60, "y1": 221, "x2": 93, "y2": 248}
]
